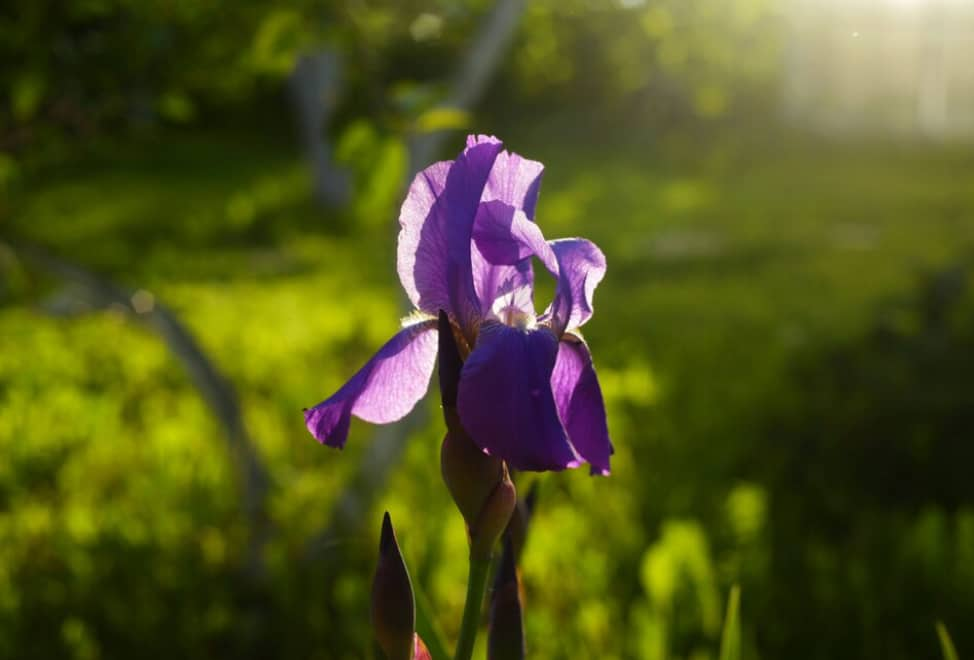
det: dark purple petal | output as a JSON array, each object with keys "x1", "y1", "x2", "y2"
[
  {"x1": 396, "y1": 136, "x2": 503, "y2": 336},
  {"x1": 483, "y1": 150, "x2": 544, "y2": 219},
  {"x1": 544, "y1": 238, "x2": 607, "y2": 334},
  {"x1": 457, "y1": 322, "x2": 580, "y2": 471},
  {"x1": 550, "y1": 335, "x2": 612, "y2": 475},
  {"x1": 304, "y1": 319, "x2": 439, "y2": 448}
]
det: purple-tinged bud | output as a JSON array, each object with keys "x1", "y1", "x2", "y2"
[
  {"x1": 440, "y1": 412, "x2": 505, "y2": 527},
  {"x1": 438, "y1": 309, "x2": 516, "y2": 560},
  {"x1": 371, "y1": 512, "x2": 415, "y2": 660},
  {"x1": 488, "y1": 535, "x2": 525, "y2": 660},
  {"x1": 413, "y1": 634, "x2": 432, "y2": 660},
  {"x1": 469, "y1": 465, "x2": 516, "y2": 561}
]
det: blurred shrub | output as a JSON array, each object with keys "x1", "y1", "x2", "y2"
[
  {"x1": 1, "y1": 0, "x2": 782, "y2": 160},
  {"x1": 493, "y1": 0, "x2": 780, "y2": 126},
  {"x1": 748, "y1": 264, "x2": 974, "y2": 659}
]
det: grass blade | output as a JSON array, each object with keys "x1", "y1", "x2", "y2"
[
  {"x1": 937, "y1": 621, "x2": 960, "y2": 660},
  {"x1": 718, "y1": 585, "x2": 741, "y2": 660},
  {"x1": 415, "y1": 583, "x2": 450, "y2": 660}
]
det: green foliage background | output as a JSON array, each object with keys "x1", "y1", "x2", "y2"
[{"x1": 2, "y1": 1, "x2": 974, "y2": 659}]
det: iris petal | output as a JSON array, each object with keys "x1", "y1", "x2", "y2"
[
  {"x1": 398, "y1": 160, "x2": 451, "y2": 312},
  {"x1": 457, "y1": 322, "x2": 580, "y2": 471},
  {"x1": 471, "y1": 200, "x2": 557, "y2": 318},
  {"x1": 544, "y1": 238, "x2": 606, "y2": 334},
  {"x1": 304, "y1": 319, "x2": 439, "y2": 448},
  {"x1": 396, "y1": 136, "x2": 503, "y2": 337},
  {"x1": 483, "y1": 150, "x2": 544, "y2": 219},
  {"x1": 551, "y1": 334, "x2": 613, "y2": 475},
  {"x1": 471, "y1": 203, "x2": 605, "y2": 335},
  {"x1": 472, "y1": 201, "x2": 554, "y2": 269}
]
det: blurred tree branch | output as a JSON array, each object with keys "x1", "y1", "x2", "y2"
[
  {"x1": 3, "y1": 240, "x2": 271, "y2": 581},
  {"x1": 288, "y1": 50, "x2": 350, "y2": 207},
  {"x1": 408, "y1": 0, "x2": 526, "y2": 174}
]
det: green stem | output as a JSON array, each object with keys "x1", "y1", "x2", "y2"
[{"x1": 453, "y1": 556, "x2": 491, "y2": 660}]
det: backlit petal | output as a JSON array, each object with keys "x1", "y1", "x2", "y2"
[
  {"x1": 483, "y1": 150, "x2": 544, "y2": 219},
  {"x1": 396, "y1": 136, "x2": 503, "y2": 336},
  {"x1": 471, "y1": 200, "x2": 556, "y2": 318},
  {"x1": 398, "y1": 161, "x2": 451, "y2": 311},
  {"x1": 544, "y1": 238, "x2": 606, "y2": 334},
  {"x1": 304, "y1": 319, "x2": 438, "y2": 448}
]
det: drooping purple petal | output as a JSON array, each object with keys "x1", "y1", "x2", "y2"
[
  {"x1": 550, "y1": 334, "x2": 613, "y2": 475},
  {"x1": 457, "y1": 322, "x2": 580, "y2": 471},
  {"x1": 483, "y1": 150, "x2": 544, "y2": 219},
  {"x1": 396, "y1": 136, "x2": 503, "y2": 335},
  {"x1": 304, "y1": 319, "x2": 439, "y2": 448},
  {"x1": 544, "y1": 238, "x2": 607, "y2": 335}
]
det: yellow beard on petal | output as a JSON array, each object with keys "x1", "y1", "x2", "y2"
[{"x1": 498, "y1": 306, "x2": 536, "y2": 332}]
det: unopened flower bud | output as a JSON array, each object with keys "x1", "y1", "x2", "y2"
[
  {"x1": 469, "y1": 465, "x2": 517, "y2": 561},
  {"x1": 488, "y1": 535, "x2": 525, "y2": 660},
  {"x1": 371, "y1": 512, "x2": 415, "y2": 660},
  {"x1": 439, "y1": 308, "x2": 516, "y2": 559},
  {"x1": 440, "y1": 416, "x2": 504, "y2": 526},
  {"x1": 413, "y1": 634, "x2": 432, "y2": 660}
]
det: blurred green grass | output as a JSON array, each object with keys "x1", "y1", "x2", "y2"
[{"x1": 2, "y1": 129, "x2": 973, "y2": 658}]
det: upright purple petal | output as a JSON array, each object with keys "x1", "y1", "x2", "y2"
[
  {"x1": 483, "y1": 150, "x2": 544, "y2": 219},
  {"x1": 304, "y1": 319, "x2": 439, "y2": 448},
  {"x1": 544, "y1": 238, "x2": 607, "y2": 335},
  {"x1": 457, "y1": 322, "x2": 580, "y2": 471},
  {"x1": 550, "y1": 335, "x2": 612, "y2": 475},
  {"x1": 396, "y1": 136, "x2": 503, "y2": 337},
  {"x1": 398, "y1": 161, "x2": 451, "y2": 311},
  {"x1": 472, "y1": 201, "x2": 555, "y2": 270},
  {"x1": 444, "y1": 136, "x2": 504, "y2": 333},
  {"x1": 471, "y1": 200, "x2": 557, "y2": 319}
]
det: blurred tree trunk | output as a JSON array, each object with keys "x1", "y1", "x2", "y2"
[
  {"x1": 408, "y1": 0, "x2": 527, "y2": 174},
  {"x1": 289, "y1": 50, "x2": 350, "y2": 207}
]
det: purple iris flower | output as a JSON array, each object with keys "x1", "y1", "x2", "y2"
[{"x1": 304, "y1": 135, "x2": 612, "y2": 474}]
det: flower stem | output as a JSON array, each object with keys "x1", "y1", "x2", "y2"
[{"x1": 453, "y1": 556, "x2": 491, "y2": 660}]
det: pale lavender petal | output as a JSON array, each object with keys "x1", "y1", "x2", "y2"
[
  {"x1": 544, "y1": 238, "x2": 607, "y2": 334},
  {"x1": 483, "y1": 150, "x2": 544, "y2": 219},
  {"x1": 472, "y1": 149, "x2": 545, "y2": 315},
  {"x1": 396, "y1": 136, "x2": 503, "y2": 335},
  {"x1": 445, "y1": 136, "x2": 504, "y2": 333},
  {"x1": 471, "y1": 200, "x2": 557, "y2": 318},
  {"x1": 550, "y1": 335, "x2": 612, "y2": 476},
  {"x1": 471, "y1": 243, "x2": 535, "y2": 319},
  {"x1": 457, "y1": 322, "x2": 580, "y2": 471},
  {"x1": 472, "y1": 201, "x2": 555, "y2": 270},
  {"x1": 398, "y1": 161, "x2": 452, "y2": 311},
  {"x1": 304, "y1": 319, "x2": 439, "y2": 448}
]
